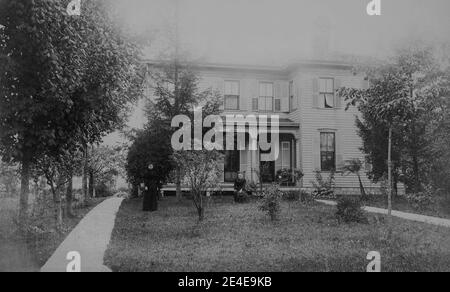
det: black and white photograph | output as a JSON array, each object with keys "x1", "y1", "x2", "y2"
[{"x1": 1, "y1": 0, "x2": 450, "y2": 276}]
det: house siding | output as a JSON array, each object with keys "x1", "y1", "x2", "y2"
[{"x1": 151, "y1": 61, "x2": 402, "y2": 195}]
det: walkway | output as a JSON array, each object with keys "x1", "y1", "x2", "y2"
[
  {"x1": 317, "y1": 199, "x2": 450, "y2": 228},
  {"x1": 40, "y1": 197, "x2": 123, "y2": 272}
]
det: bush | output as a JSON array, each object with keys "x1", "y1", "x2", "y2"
[
  {"x1": 282, "y1": 190, "x2": 300, "y2": 201},
  {"x1": 406, "y1": 185, "x2": 435, "y2": 211},
  {"x1": 276, "y1": 169, "x2": 304, "y2": 187},
  {"x1": 259, "y1": 185, "x2": 283, "y2": 221},
  {"x1": 336, "y1": 196, "x2": 368, "y2": 224},
  {"x1": 311, "y1": 170, "x2": 336, "y2": 199},
  {"x1": 300, "y1": 190, "x2": 315, "y2": 204},
  {"x1": 245, "y1": 181, "x2": 258, "y2": 196},
  {"x1": 235, "y1": 190, "x2": 250, "y2": 203},
  {"x1": 95, "y1": 183, "x2": 113, "y2": 198}
]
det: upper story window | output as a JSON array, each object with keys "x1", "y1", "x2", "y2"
[
  {"x1": 224, "y1": 81, "x2": 240, "y2": 110},
  {"x1": 289, "y1": 81, "x2": 296, "y2": 111},
  {"x1": 320, "y1": 132, "x2": 336, "y2": 171},
  {"x1": 258, "y1": 82, "x2": 274, "y2": 112},
  {"x1": 319, "y1": 78, "x2": 335, "y2": 109}
]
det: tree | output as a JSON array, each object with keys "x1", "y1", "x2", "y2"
[
  {"x1": 0, "y1": 160, "x2": 19, "y2": 197},
  {"x1": 0, "y1": 0, "x2": 142, "y2": 228},
  {"x1": 173, "y1": 148, "x2": 222, "y2": 221},
  {"x1": 340, "y1": 66, "x2": 415, "y2": 217},
  {"x1": 126, "y1": 121, "x2": 173, "y2": 211},
  {"x1": 87, "y1": 145, "x2": 126, "y2": 198},
  {"x1": 144, "y1": 59, "x2": 221, "y2": 201},
  {"x1": 341, "y1": 159, "x2": 367, "y2": 198},
  {"x1": 340, "y1": 46, "x2": 449, "y2": 215},
  {"x1": 35, "y1": 153, "x2": 74, "y2": 231}
]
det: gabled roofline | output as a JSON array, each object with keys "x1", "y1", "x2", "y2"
[{"x1": 142, "y1": 58, "x2": 355, "y2": 74}]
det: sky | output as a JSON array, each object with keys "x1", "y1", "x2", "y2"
[
  {"x1": 103, "y1": 0, "x2": 450, "y2": 145},
  {"x1": 112, "y1": 0, "x2": 450, "y2": 64}
]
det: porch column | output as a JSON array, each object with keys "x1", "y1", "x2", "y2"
[
  {"x1": 250, "y1": 136, "x2": 259, "y2": 183},
  {"x1": 296, "y1": 139, "x2": 302, "y2": 187}
]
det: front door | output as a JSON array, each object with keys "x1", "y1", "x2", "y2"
[
  {"x1": 260, "y1": 149, "x2": 275, "y2": 183},
  {"x1": 224, "y1": 150, "x2": 240, "y2": 182}
]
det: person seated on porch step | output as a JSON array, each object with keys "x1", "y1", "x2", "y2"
[{"x1": 233, "y1": 172, "x2": 247, "y2": 202}]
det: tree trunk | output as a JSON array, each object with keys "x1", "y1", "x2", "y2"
[
  {"x1": 19, "y1": 157, "x2": 31, "y2": 231},
  {"x1": 66, "y1": 170, "x2": 74, "y2": 218},
  {"x1": 131, "y1": 184, "x2": 139, "y2": 198},
  {"x1": 54, "y1": 176, "x2": 64, "y2": 232},
  {"x1": 358, "y1": 174, "x2": 367, "y2": 198},
  {"x1": 176, "y1": 167, "x2": 182, "y2": 201},
  {"x1": 412, "y1": 151, "x2": 420, "y2": 192},
  {"x1": 31, "y1": 179, "x2": 39, "y2": 217},
  {"x1": 82, "y1": 148, "x2": 88, "y2": 205},
  {"x1": 387, "y1": 127, "x2": 393, "y2": 217},
  {"x1": 88, "y1": 170, "x2": 94, "y2": 198},
  {"x1": 197, "y1": 193, "x2": 204, "y2": 221},
  {"x1": 410, "y1": 84, "x2": 421, "y2": 193}
]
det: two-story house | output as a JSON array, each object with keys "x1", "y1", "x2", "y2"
[{"x1": 149, "y1": 59, "x2": 389, "y2": 195}]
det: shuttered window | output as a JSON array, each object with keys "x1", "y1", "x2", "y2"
[
  {"x1": 224, "y1": 81, "x2": 240, "y2": 110},
  {"x1": 274, "y1": 99, "x2": 281, "y2": 112},
  {"x1": 319, "y1": 78, "x2": 334, "y2": 109},
  {"x1": 258, "y1": 82, "x2": 274, "y2": 112}
]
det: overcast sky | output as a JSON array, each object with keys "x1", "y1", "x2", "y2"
[
  {"x1": 112, "y1": 0, "x2": 450, "y2": 65},
  {"x1": 103, "y1": 0, "x2": 450, "y2": 145}
]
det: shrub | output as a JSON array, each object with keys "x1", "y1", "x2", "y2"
[
  {"x1": 406, "y1": 185, "x2": 435, "y2": 211},
  {"x1": 235, "y1": 190, "x2": 250, "y2": 203},
  {"x1": 259, "y1": 185, "x2": 283, "y2": 221},
  {"x1": 276, "y1": 169, "x2": 304, "y2": 187},
  {"x1": 336, "y1": 196, "x2": 368, "y2": 224},
  {"x1": 95, "y1": 183, "x2": 113, "y2": 198},
  {"x1": 245, "y1": 181, "x2": 258, "y2": 196},
  {"x1": 282, "y1": 190, "x2": 300, "y2": 201},
  {"x1": 311, "y1": 170, "x2": 336, "y2": 199},
  {"x1": 300, "y1": 190, "x2": 315, "y2": 205}
]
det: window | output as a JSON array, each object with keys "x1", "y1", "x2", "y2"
[
  {"x1": 258, "y1": 82, "x2": 274, "y2": 112},
  {"x1": 320, "y1": 133, "x2": 335, "y2": 171},
  {"x1": 224, "y1": 81, "x2": 240, "y2": 110},
  {"x1": 281, "y1": 142, "x2": 291, "y2": 169},
  {"x1": 319, "y1": 78, "x2": 334, "y2": 108},
  {"x1": 289, "y1": 81, "x2": 296, "y2": 111}
]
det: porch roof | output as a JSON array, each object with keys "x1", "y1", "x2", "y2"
[{"x1": 219, "y1": 116, "x2": 300, "y2": 130}]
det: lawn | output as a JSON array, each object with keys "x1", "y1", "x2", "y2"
[
  {"x1": 363, "y1": 194, "x2": 450, "y2": 219},
  {"x1": 0, "y1": 196, "x2": 105, "y2": 271},
  {"x1": 104, "y1": 196, "x2": 450, "y2": 272}
]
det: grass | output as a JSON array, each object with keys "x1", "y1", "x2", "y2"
[
  {"x1": 363, "y1": 194, "x2": 450, "y2": 219},
  {"x1": 0, "y1": 196, "x2": 105, "y2": 271},
  {"x1": 105, "y1": 196, "x2": 450, "y2": 272}
]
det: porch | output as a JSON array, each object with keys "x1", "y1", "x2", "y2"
[{"x1": 160, "y1": 183, "x2": 301, "y2": 196}]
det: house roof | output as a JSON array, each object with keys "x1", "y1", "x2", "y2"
[
  {"x1": 143, "y1": 58, "x2": 355, "y2": 74},
  {"x1": 220, "y1": 116, "x2": 300, "y2": 129}
]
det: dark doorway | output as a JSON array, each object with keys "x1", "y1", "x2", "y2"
[
  {"x1": 260, "y1": 149, "x2": 275, "y2": 183},
  {"x1": 224, "y1": 150, "x2": 240, "y2": 182}
]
